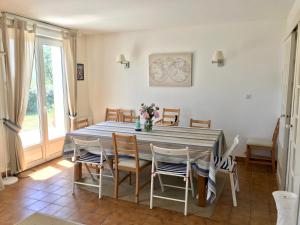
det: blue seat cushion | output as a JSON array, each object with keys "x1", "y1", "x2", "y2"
[
  {"x1": 214, "y1": 156, "x2": 233, "y2": 170},
  {"x1": 78, "y1": 152, "x2": 103, "y2": 164},
  {"x1": 157, "y1": 162, "x2": 187, "y2": 175}
]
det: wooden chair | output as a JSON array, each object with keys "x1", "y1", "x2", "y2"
[
  {"x1": 76, "y1": 118, "x2": 89, "y2": 129},
  {"x1": 105, "y1": 108, "x2": 119, "y2": 121},
  {"x1": 189, "y1": 119, "x2": 211, "y2": 128},
  {"x1": 121, "y1": 115, "x2": 139, "y2": 123},
  {"x1": 155, "y1": 108, "x2": 180, "y2": 126},
  {"x1": 246, "y1": 118, "x2": 280, "y2": 173},
  {"x1": 215, "y1": 135, "x2": 239, "y2": 206},
  {"x1": 112, "y1": 133, "x2": 151, "y2": 203},
  {"x1": 118, "y1": 109, "x2": 134, "y2": 122}
]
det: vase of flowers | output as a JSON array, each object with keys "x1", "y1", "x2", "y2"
[{"x1": 139, "y1": 103, "x2": 160, "y2": 132}]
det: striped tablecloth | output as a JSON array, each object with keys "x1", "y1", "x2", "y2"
[{"x1": 62, "y1": 121, "x2": 226, "y2": 203}]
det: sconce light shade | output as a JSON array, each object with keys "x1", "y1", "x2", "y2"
[
  {"x1": 116, "y1": 54, "x2": 130, "y2": 68},
  {"x1": 116, "y1": 54, "x2": 126, "y2": 63},
  {"x1": 212, "y1": 50, "x2": 224, "y2": 66}
]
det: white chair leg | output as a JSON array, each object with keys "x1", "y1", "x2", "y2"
[
  {"x1": 190, "y1": 170, "x2": 195, "y2": 198},
  {"x1": 150, "y1": 173, "x2": 154, "y2": 209},
  {"x1": 229, "y1": 172, "x2": 237, "y2": 207},
  {"x1": 184, "y1": 177, "x2": 189, "y2": 216},
  {"x1": 99, "y1": 165, "x2": 103, "y2": 199},
  {"x1": 157, "y1": 173, "x2": 164, "y2": 192}
]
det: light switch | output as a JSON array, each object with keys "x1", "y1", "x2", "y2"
[{"x1": 245, "y1": 94, "x2": 252, "y2": 99}]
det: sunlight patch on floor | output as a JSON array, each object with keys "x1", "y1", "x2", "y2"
[
  {"x1": 57, "y1": 160, "x2": 74, "y2": 168},
  {"x1": 29, "y1": 166, "x2": 61, "y2": 180}
]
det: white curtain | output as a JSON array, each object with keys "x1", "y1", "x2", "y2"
[
  {"x1": 63, "y1": 33, "x2": 77, "y2": 131},
  {"x1": 1, "y1": 14, "x2": 36, "y2": 173}
]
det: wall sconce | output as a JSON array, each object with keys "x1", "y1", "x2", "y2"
[
  {"x1": 116, "y1": 54, "x2": 130, "y2": 69},
  {"x1": 212, "y1": 50, "x2": 224, "y2": 66}
]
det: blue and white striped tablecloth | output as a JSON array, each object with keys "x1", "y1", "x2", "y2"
[{"x1": 62, "y1": 121, "x2": 226, "y2": 204}]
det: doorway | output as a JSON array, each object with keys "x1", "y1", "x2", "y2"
[{"x1": 20, "y1": 37, "x2": 68, "y2": 168}]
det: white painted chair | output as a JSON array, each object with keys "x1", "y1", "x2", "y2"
[
  {"x1": 149, "y1": 144, "x2": 195, "y2": 216},
  {"x1": 72, "y1": 138, "x2": 114, "y2": 198},
  {"x1": 214, "y1": 135, "x2": 239, "y2": 206}
]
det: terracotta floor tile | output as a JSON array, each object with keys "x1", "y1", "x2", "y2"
[
  {"x1": 41, "y1": 193, "x2": 62, "y2": 203},
  {"x1": 26, "y1": 200, "x2": 50, "y2": 211},
  {"x1": 0, "y1": 158, "x2": 278, "y2": 225}
]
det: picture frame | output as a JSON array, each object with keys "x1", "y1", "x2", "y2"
[
  {"x1": 77, "y1": 63, "x2": 84, "y2": 81},
  {"x1": 149, "y1": 52, "x2": 192, "y2": 87}
]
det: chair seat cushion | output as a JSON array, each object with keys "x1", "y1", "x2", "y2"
[
  {"x1": 214, "y1": 156, "x2": 233, "y2": 170},
  {"x1": 157, "y1": 162, "x2": 187, "y2": 175},
  {"x1": 247, "y1": 138, "x2": 273, "y2": 147},
  {"x1": 118, "y1": 158, "x2": 149, "y2": 168},
  {"x1": 78, "y1": 152, "x2": 103, "y2": 164}
]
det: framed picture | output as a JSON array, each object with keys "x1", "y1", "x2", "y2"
[
  {"x1": 149, "y1": 52, "x2": 192, "y2": 87},
  {"x1": 77, "y1": 63, "x2": 84, "y2": 81}
]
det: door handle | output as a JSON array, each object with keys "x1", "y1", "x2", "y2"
[{"x1": 286, "y1": 124, "x2": 293, "y2": 128}]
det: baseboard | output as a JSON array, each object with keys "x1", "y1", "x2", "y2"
[{"x1": 235, "y1": 156, "x2": 246, "y2": 162}]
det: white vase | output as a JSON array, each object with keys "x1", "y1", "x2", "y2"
[{"x1": 272, "y1": 191, "x2": 298, "y2": 225}]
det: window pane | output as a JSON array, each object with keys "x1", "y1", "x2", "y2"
[
  {"x1": 43, "y1": 45, "x2": 66, "y2": 140},
  {"x1": 20, "y1": 62, "x2": 41, "y2": 148}
]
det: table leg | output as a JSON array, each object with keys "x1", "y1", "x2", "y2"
[
  {"x1": 74, "y1": 163, "x2": 82, "y2": 181},
  {"x1": 198, "y1": 175, "x2": 207, "y2": 207}
]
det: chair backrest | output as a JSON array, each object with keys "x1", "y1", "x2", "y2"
[
  {"x1": 112, "y1": 133, "x2": 139, "y2": 166},
  {"x1": 118, "y1": 109, "x2": 138, "y2": 122},
  {"x1": 76, "y1": 118, "x2": 89, "y2": 129},
  {"x1": 190, "y1": 119, "x2": 211, "y2": 128},
  {"x1": 217, "y1": 135, "x2": 239, "y2": 170},
  {"x1": 122, "y1": 115, "x2": 139, "y2": 123},
  {"x1": 72, "y1": 137, "x2": 103, "y2": 158},
  {"x1": 272, "y1": 118, "x2": 280, "y2": 147},
  {"x1": 150, "y1": 144, "x2": 190, "y2": 163},
  {"x1": 105, "y1": 108, "x2": 119, "y2": 121},
  {"x1": 162, "y1": 108, "x2": 180, "y2": 125}
]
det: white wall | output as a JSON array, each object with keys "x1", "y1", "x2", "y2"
[{"x1": 85, "y1": 20, "x2": 284, "y2": 156}]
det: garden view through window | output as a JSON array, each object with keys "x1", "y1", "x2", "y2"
[{"x1": 20, "y1": 42, "x2": 66, "y2": 149}]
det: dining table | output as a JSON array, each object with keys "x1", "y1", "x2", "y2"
[{"x1": 62, "y1": 121, "x2": 226, "y2": 207}]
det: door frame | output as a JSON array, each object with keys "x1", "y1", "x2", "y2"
[
  {"x1": 283, "y1": 30, "x2": 297, "y2": 190},
  {"x1": 24, "y1": 36, "x2": 68, "y2": 169}
]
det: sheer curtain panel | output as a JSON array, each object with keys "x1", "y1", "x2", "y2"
[
  {"x1": 63, "y1": 33, "x2": 77, "y2": 131},
  {"x1": 1, "y1": 14, "x2": 36, "y2": 173}
]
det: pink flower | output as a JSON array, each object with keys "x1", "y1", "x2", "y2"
[
  {"x1": 154, "y1": 111, "x2": 160, "y2": 118},
  {"x1": 143, "y1": 112, "x2": 150, "y2": 119}
]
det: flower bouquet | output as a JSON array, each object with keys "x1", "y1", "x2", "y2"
[{"x1": 139, "y1": 103, "x2": 160, "y2": 132}]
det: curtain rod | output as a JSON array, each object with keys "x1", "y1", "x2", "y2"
[{"x1": 1, "y1": 11, "x2": 75, "y2": 33}]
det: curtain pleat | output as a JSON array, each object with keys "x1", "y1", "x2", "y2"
[
  {"x1": 63, "y1": 33, "x2": 77, "y2": 131},
  {"x1": 1, "y1": 14, "x2": 36, "y2": 173}
]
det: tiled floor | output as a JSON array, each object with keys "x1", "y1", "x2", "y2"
[{"x1": 0, "y1": 158, "x2": 277, "y2": 225}]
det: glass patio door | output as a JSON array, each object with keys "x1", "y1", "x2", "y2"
[{"x1": 21, "y1": 37, "x2": 68, "y2": 168}]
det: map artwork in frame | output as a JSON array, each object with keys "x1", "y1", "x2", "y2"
[{"x1": 149, "y1": 53, "x2": 192, "y2": 87}]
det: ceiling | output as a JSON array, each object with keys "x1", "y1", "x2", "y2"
[{"x1": 0, "y1": 0, "x2": 295, "y2": 33}]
